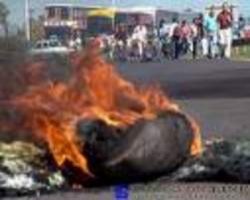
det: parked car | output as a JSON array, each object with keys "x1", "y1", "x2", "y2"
[{"x1": 30, "y1": 39, "x2": 73, "y2": 55}]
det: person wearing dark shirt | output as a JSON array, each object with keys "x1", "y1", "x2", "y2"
[
  {"x1": 170, "y1": 17, "x2": 181, "y2": 59},
  {"x1": 238, "y1": 16, "x2": 246, "y2": 39},
  {"x1": 114, "y1": 24, "x2": 128, "y2": 61},
  {"x1": 217, "y1": 2, "x2": 233, "y2": 58},
  {"x1": 196, "y1": 14, "x2": 205, "y2": 39},
  {"x1": 115, "y1": 24, "x2": 127, "y2": 45},
  {"x1": 191, "y1": 18, "x2": 199, "y2": 59},
  {"x1": 195, "y1": 14, "x2": 207, "y2": 57}
]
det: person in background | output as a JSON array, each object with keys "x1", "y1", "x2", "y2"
[
  {"x1": 75, "y1": 31, "x2": 82, "y2": 50},
  {"x1": 217, "y1": 2, "x2": 233, "y2": 58},
  {"x1": 115, "y1": 24, "x2": 127, "y2": 46},
  {"x1": 133, "y1": 21, "x2": 148, "y2": 61},
  {"x1": 114, "y1": 24, "x2": 128, "y2": 60},
  {"x1": 238, "y1": 15, "x2": 246, "y2": 39},
  {"x1": 195, "y1": 14, "x2": 207, "y2": 57},
  {"x1": 169, "y1": 17, "x2": 181, "y2": 59},
  {"x1": 235, "y1": 15, "x2": 247, "y2": 55},
  {"x1": 68, "y1": 36, "x2": 75, "y2": 50},
  {"x1": 190, "y1": 18, "x2": 199, "y2": 59},
  {"x1": 204, "y1": 8, "x2": 218, "y2": 58},
  {"x1": 158, "y1": 19, "x2": 171, "y2": 59},
  {"x1": 180, "y1": 20, "x2": 192, "y2": 55},
  {"x1": 159, "y1": 19, "x2": 169, "y2": 39}
]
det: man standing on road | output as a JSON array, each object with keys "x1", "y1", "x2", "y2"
[
  {"x1": 169, "y1": 17, "x2": 181, "y2": 59},
  {"x1": 133, "y1": 21, "x2": 148, "y2": 61},
  {"x1": 114, "y1": 24, "x2": 128, "y2": 60},
  {"x1": 195, "y1": 14, "x2": 206, "y2": 58},
  {"x1": 204, "y1": 8, "x2": 218, "y2": 58},
  {"x1": 180, "y1": 20, "x2": 192, "y2": 55},
  {"x1": 238, "y1": 15, "x2": 246, "y2": 39},
  {"x1": 217, "y1": 2, "x2": 233, "y2": 58}
]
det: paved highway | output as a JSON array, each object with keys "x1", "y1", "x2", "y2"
[{"x1": 117, "y1": 59, "x2": 250, "y2": 140}]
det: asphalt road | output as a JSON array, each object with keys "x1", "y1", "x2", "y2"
[
  {"x1": 117, "y1": 59, "x2": 250, "y2": 99},
  {"x1": 116, "y1": 59, "x2": 250, "y2": 140},
  {"x1": 4, "y1": 183, "x2": 250, "y2": 200}
]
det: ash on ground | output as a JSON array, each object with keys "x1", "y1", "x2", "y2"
[
  {"x1": 1, "y1": 139, "x2": 250, "y2": 197},
  {"x1": 168, "y1": 138, "x2": 250, "y2": 183}
]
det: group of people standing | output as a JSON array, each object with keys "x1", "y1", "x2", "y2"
[
  {"x1": 159, "y1": 2, "x2": 235, "y2": 60},
  {"x1": 114, "y1": 21, "x2": 153, "y2": 61},
  {"x1": 105, "y1": 2, "x2": 244, "y2": 62}
]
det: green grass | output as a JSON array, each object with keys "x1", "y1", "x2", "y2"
[{"x1": 232, "y1": 45, "x2": 250, "y2": 60}]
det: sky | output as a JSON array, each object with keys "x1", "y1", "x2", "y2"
[{"x1": 1, "y1": 0, "x2": 249, "y2": 28}]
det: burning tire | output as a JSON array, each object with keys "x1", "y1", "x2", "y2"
[
  {"x1": 0, "y1": 50, "x2": 202, "y2": 185},
  {"x1": 78, "y1": 111, "x2": 195, "y2": 184}
]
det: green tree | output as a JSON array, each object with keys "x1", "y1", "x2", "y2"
[
  {"x1": 30, "y1": 15, "x2": 45, "y2": 42},
  {"x1": 0, "y1": 2, "x2": 9, "y2": 37}
]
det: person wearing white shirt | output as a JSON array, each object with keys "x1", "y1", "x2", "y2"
[
  {"x1": 169, "y1": 19, "x2": 179, "y2": 38},
  {"x1": 159, "y1": 19, "x2": 170, "y2": 39},
  {"x1": 133, "y1": 22, "x2": 148, "y2": 60}
]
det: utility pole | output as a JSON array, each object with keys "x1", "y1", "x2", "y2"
[
  {"x1": 25, "y1": 0, "x2": 31, "y2": 41},
  {"x1": 111, "y1": 0, "x2": 116, "y2": 31}
]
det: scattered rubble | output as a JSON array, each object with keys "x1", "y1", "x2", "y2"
[
  {"x1": 169, "y1": 138, "x2": 250, "y2": 183},
  {"x1": 0, "y1": 142, "x2": 65, "y2": 196},
  {"x1": 1, "y1": 138, "x2": 250, "y2": 197}
]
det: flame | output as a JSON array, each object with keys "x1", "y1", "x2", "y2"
[
  {"x1": 1, "y1": 48, "x2": 202, "y2": 177},
  {"x1": 189, "y1": 117, "x2": 203, "y2": 156}
]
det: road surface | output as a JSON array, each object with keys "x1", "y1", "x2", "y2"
[{"x1": 117, "y1": 59, "x2": 250, "y2": 140}]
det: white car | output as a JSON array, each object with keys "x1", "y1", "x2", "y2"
[{"x1": 30, "y1": 40, "x2": 73, "y2": 55}]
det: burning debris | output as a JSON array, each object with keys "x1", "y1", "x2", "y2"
[
  {"x1": 0, "y1": 139, "x2": 250, "y2": 196},
  {"x1": 169, "y1": 138, "x2": 250, "y2": 183},
  {"x1": 0, "y1": 142, "x2": 65, "y2": 196},
  {"x1": 0, "y1": 47, "x2": 202, "y2": 195},
  {"x1": 0, "y1": 47, "x2": 249, "y2": 197},
  {"x1": 78, "y1": 112, "x2": 195, "y2": 184}
]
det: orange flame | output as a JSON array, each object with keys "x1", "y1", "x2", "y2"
[
  {"x1": 3, "y1": 49, "x2": 202, "y2": 177},
  {"x1": 189, "y1": 117, "x2": 203, "y2": 156}
]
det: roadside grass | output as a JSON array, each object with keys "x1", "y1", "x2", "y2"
[{"x1": 232, "y1": 45, "x2": 250, "y2": 60}]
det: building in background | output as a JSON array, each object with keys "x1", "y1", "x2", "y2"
[
  {"x1": 115, "y1": 7, "x2": 179, "y2": 33},
  {"x1": 87, "y1": 7, "x2": 116, "y2": 36},
  {"x1": 43, "y1": 4, "x2": 201, "y2": 43},
  {"x1": 87, "y1": 7, "x2": 179, "y2": 35},
  {"x1": 44, "y1": 4, "x2": 101, "y2": 43}
]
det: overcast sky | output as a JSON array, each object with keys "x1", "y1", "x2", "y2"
[{"x1": 1, "y1": 0, "x2": 249, "y2": 27}]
